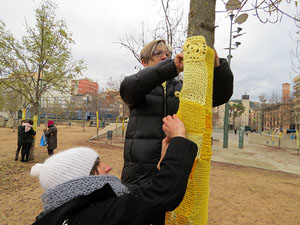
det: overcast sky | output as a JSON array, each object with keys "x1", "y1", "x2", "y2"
[{"x1": 0, "y1": 0, "x2": 298, "y2": 102}]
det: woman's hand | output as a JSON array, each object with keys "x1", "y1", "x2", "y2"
[
  {"x1": 162, "y1": 114, "x2": 185, "y2": 139},
  {"x1": 157, "y1": 137, "x2": 170, "y2": 170},
  {"x1": 174, "y1": 52, "x2": 184, "y2": 74},
  {"x1": 214, "y1": 48, "x2": 220, "y2": 67}
]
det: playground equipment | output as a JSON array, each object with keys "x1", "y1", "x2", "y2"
[{"x1": 89, "y1": 123, "x2": 126, "y2": 140}]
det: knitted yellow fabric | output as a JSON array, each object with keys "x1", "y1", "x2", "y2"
[{"x1": 165, "y1": 36, "x2": 214, "y2": 225}]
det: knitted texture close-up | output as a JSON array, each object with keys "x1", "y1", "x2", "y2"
[
  {"x1": 165, "y1": 36, "x2": 214, "y2": 225},
  {"x1": 42, "y1": 175, "x2": 129, "y2": 213}
]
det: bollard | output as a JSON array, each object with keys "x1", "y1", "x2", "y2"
[
  {"x1": 107, "y1": 130, "x2": 113, "y2": 144},
  {"x1": 297, "y1": 130, "x2": 299, "y2": 154},
  {"x1": 238, "y1": 126, "x2": 244, "y2": 149},
  {"x1": 278, "y1": 132, "x2": 282, "y2": 148}
]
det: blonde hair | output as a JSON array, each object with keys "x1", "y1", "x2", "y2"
[{"x1": 140, "y1": 40, "x2": 173, "y2": 64}]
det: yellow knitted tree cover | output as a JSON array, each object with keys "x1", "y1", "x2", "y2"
[{"x1": 165, "y1": 36, "x2": 214, "y2": 225}]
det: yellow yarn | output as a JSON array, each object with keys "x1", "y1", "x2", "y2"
[{"x1": 165, "y1": 36, "x2": 214, "y2": 225}]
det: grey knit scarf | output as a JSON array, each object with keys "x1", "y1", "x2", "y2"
[{"x1": 42, "y1": 175, "x2": 129, "y2": 213}]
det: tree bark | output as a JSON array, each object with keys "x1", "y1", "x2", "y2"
[{"x1": 187, "y1": 0, "x2": 216, "y2": 47}]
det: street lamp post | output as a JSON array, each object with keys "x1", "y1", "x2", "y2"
[
  {"x1": 223, "y1": 8, "x2": 248, "y2": 148},
  {"x1": 223, "y1": 12, "x2": 234, "y2": 148}
]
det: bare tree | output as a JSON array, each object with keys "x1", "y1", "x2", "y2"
[
  {"x1": 259, "y1": 93, "x2": 267, "y2": 106},
  {"x1": 118, "y1": 0, "x2": 300, "y2": 65},
  {"x1": 278, "y1": 101, "x2": 292, "y2": 130},
  {"x1": 106, "y1": 75, "x2": 130, "y2": 118},
  {"x1": 290, "y1": 7, "x2": 300, "y2": 73},
  {"x1": 117, "y1": 0, "x2": 186, "y2": 67},
  {"x1": 268, "y1": 90, "x2": 281, "y2": 106},
  {"x1": 218, "y1": 0, "x2": 299, "y2": 23},
  {"x1": 152, "y1": 0, "x2": 186, "y2": 51},
  {"x1": 106, "y1": 75, "x2": 125, "y2": 91},
  {"x1": 291, "y1": 78, "x2": 300, "y2": 129}
]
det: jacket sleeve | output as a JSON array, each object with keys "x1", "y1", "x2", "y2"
[
  {"x1": 99, "y1": 137, "x2": 198, "y2": 224},
  {"x1": 120, "y1": 59, "x2": 178, "y2": 108},
  {"x1": 28, "y1": 128, "x2": 36, "y2": 136},
  {"x1": 18, "y1": 126, "x2": 25, "y2": 136},
  {"x1": 43, "y1": 127, "x2": 53, "y2": 137},
  {"x1": 213, "y1": 58, "x2": 234, "y2": 107}
]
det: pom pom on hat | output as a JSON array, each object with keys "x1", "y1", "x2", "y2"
[
  {"x1": 31, "y1": 163, "x2": 43, "y2": 177},
  {"x1": 31, "y1": 147, "x2": 99, "y2": 190}
]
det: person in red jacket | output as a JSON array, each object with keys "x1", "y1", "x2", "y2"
[
  {"x1": 31, "y1": 115, "x2": 197, "y2": 225},
  {"x1": 43, "y1": 120, "x2": 57, "y2": 156}
]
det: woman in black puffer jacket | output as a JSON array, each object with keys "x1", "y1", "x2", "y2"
[
  {"x1": 21, "y1": 120, "x2": 36, "y2": 162},
  {"x1": 120, "y1": 40, "x2": 233, "y2": 189}
]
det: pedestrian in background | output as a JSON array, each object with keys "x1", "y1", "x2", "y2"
[
  {"x1": 21, "y1": 120, "x2": 36, "y2": 162},
  {"x1": 15, "y1": 120, "x2": 26, "y2": 161},
  {"x1": 43, "y1": 120, "x2": 57, "y2": 156}
]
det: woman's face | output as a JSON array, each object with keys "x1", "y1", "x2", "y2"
[{"x1": 143, "y1": 43, "x2": 171, "y2": 67}]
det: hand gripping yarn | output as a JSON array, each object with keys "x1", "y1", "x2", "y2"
[{"x1": 165, "y1": 36, "x2": 214, "y2": 225}]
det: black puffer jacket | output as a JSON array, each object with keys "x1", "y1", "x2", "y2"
[
  {"x1": 24, "y1": 127, "x2": 36, "y2": 144},
  {"x1": 120, "y1": 58, "x2": 233, "y2": 187},
  {"x1": 32, "y1": 137, "x2": 197, "y2": 225},
  {"x1": 17, "y1": 125, "x2": 26, "y2": 145}
]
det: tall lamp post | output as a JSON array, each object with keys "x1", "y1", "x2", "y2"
[{"x1": 223, "y1": 0, "x2": 248, "y2": 148}]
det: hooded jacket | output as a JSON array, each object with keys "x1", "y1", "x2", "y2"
[
  {"x1": 32, "y1": 137, "x2": 197, "y2": 225},
  {"x1": 120, "y1": 58, "x2": 233, "y2": 187},
  {"x1": 44, "y1": 125, "x2": 57, "y2": 150}
]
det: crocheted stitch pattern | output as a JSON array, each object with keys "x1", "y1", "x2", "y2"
[
  {"x1": 42, "y1": 175, "x2": 129, "y2": 213},
  {"x1": 165, "y1": 36, "x2": 214, "y2": 225}
]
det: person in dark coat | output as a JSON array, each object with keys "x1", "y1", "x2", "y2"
[
  {"x1": 31, "y1": 115, "x2": 197, "y2": 225},
  {"x1": 21, "y1": 120, "x2": 36, "y2": 162},
  {"x1": 120, "y1": 39, "x2": 234, "y2": 188},
  {"x1": 43, "y1": 120, "x2": 57, "y2": 156},
  {"x1": 15, "y1": 120, "x2": 26, "y2": 161}
]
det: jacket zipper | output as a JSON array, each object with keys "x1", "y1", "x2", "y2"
[{"x1": 162, "y1": 82, "x2": 167, "y2": 116}]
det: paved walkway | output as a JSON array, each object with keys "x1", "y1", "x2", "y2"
[{"x1": 212, "y1": 132, "x2": 300, "y2": 175}]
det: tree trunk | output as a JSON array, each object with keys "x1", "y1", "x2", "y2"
[
  {"x1": 29, "y1": 102, "x2": 39, "y2": 161},
  {"x1": 187, "y1": 0, "x2": 216, "y2": 47},
  {"x1": 32, "y1": 102, "x2": 39, "y2": 117}
]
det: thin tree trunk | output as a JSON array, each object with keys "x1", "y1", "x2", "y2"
[
  {"x1": 29, "y1": 102, "x2": 39, "y2": 160},
  {"x1": 187, "y1": 0, "x2": 216, "y2": 47}
]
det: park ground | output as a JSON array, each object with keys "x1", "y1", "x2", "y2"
[{"x1": 0, "y1": 125, "x2": 300, "y2": 225}]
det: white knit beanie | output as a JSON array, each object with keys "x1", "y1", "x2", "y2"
[{"x1": 31, "y1": 147, "x2": 99, "y2": 190}]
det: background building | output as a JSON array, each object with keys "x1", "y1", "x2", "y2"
[
  {"x1": 282, "y1": 83, "x2": 290, "y2": 102},
  {"x1": 213, "y1": 94, "x2": 259, "y2": 131},
  {"x1": 77, "y1": 78, "x2": 99, "y2": 96}
]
